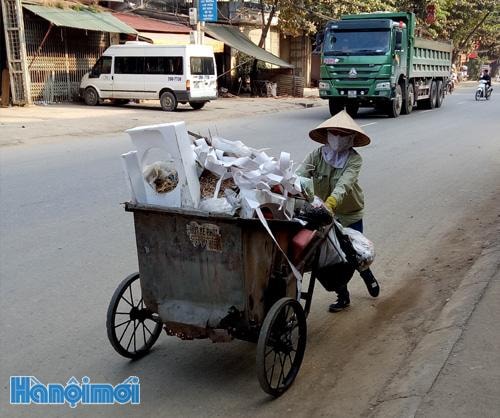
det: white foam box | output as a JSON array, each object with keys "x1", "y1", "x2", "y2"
[{"x1": 124, "y1": 122, "x2": 200, "y2": 208}]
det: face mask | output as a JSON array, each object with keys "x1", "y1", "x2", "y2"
[{"x1": 327, "y1": 132, "x2": 354, "y2": 151}]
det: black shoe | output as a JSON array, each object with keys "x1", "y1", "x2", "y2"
[
  {"x1": 329, "y1": 295, "x2": 350, "y2": 312},
  {"x1": 360, "y1": 269, "x2": 380, "y2": 298}
]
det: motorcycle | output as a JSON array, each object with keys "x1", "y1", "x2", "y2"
[
  {"x1": 475, "y1": 80, "x2": 492, "y2": 101},
  {"x1": 447, "y1": 78, "x2": 455, "y2": 94}
]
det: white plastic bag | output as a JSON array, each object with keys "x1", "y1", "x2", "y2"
[
  {"x1": 342, "y1": 227, "x2": 376, "y2": 271},
  {"x1": 198, "y1": 197, "x2": 236, "y2": 215}
]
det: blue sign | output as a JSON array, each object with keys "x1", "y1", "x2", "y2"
[
  {"x1": 199, "y1": 0, "x2": 217, "y2": 22},
  {"x1": 10, "y1": 376, "x2": 140, "y2": 408}
]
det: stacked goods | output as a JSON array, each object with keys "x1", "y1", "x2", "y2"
[
  {"x1": 276, "y1": 75, "x2": 304, "y2": 97},
  {"x1": 121, "y1": 122, "x2": 307, "y2": 220},
  {"x1": 192, "y1": 135, "x2": 304, "y2": 218}
]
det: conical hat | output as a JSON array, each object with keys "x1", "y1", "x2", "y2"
[{"x1": 309, "y1": 110, "x2": 371, "y2": 147}]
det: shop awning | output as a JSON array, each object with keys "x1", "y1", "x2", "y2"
[
  {"x1": 204, "y1": 24, "x2": 293, "y2": 68},
  {"x1": 23, "y1": 4, "x2": 137, "y2": 34},
  {"x1": 113, "y1": 12, "x2": 190, "y2": 34},
  {"x1": 138, "y1": 32, "x2": 225, "y2": 53}
]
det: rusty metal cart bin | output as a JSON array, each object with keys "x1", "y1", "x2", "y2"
[{"x1": 106, "y1": 203, "x2": 326, "y2": 396}]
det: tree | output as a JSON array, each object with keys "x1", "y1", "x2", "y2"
[{"x1": 247, "y1": 0, "x2": 498, "y2": 81}]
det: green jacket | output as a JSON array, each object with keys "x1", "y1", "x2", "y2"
[{"x1": 297, "y1": 148, "x2": 364, "y2": 226}]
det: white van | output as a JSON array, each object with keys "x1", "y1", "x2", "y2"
[{"x1": 80, "y1": 42, "x2": 217, "y2": 111}]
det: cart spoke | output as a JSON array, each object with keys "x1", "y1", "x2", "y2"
[
  {"x1": 277, "y1": 353, "x2": 286, "y2": 388},
  {"x1": 264, "y1": 347, "x2": 275, "y2": 358},
  {"x1": 126, "y1": 320, "x2": 135, "y2": 351},
  {"x1": 142, "y1": 322, "x2": 147, "y2": 347},
  {"x1": 143, "y1": 322, "x2": 154, "y2": 337},
  {"x1": 286, "y1": 353, "x2": 294, "y2": 373},
  {"x1": 135, "y1": 297, "x2": 143, "y2": 309},
  {"x1": 129, "y1": 286, "x2": 134, "y2": 308},
  {"x1": 120, "y1": 295, "x2": 134, "y2": 308},
  {"x1": 133, "y1": 321, "x2": 137, "y2": 352},
  {"x1": 114, "y1": 318, "x2": 132, "y2": 329},
  {"x1": 118, "y1": 319, "x2": 133, "y2": 344},
  {"x1": 126, "y1": 320, "x2": 140, "y2": 351},
  {"x1": 115, "y1": 312, "x2": 131, "y2": 315},
  {"x1": 268, "y1": 351, "x2": 278, "y2": 386}
]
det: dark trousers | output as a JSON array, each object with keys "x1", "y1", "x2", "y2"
[{"x1": 336, "y1": 219, "x2": 373, "y2": 299}]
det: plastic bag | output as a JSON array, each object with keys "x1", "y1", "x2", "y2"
[
  {"x1": 342, "y1": 227, "x2": 376, "y2": 271},
  {"x1": 318, "y1": 226, "x2": 347, "y2": 269},
  {"x1": 142, "y1": 161, "x2": 178, "y2": 194},
  {"x1": 198, "y1": 197, "x2": 236, "y2": 215}
]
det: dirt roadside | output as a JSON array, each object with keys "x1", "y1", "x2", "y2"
[
  {"x1": 0, "y1": 95, "x2": 324, "y2": 147},
  {"x1": 259, "y1": 189, "x2": 500, "y2": 418}
]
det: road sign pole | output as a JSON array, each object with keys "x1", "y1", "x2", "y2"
[{"x1": 194, "y1": 0, "x2": 204, "y2": 44}]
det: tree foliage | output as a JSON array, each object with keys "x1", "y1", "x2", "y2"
[{"x1": 257, "y1": 0, "x2": 499, "y2": 59}]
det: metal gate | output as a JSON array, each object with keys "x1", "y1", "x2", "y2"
[{"x1": 24, "y1": 12, "x2": 109, "y2": 103}]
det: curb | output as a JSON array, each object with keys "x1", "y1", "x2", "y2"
[{"x1": 369, "y1": 238, "x2": 500, "y2": 417}]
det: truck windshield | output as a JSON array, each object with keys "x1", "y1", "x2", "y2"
[{"x1": 324, "y1": 30, "x2": 390, "y2": 56}]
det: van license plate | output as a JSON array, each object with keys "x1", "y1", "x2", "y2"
[{"x1": 348, "y1": 90, "x2": 357, "y2": 98}]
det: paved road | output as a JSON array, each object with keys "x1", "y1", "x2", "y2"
[{"x1": 1, "y1": 86, "x2": 499, "y2": 418}]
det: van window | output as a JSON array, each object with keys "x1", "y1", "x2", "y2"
[
  {"x1": 115, "y1": 57, "x2": 145, "y2": 74},
  {"x1": 90, "y1": 56, "x2": 112, "y2": 78},
  {"x1": 145, "y1": 57, "x2": 183, "y2": 75},
  {"x1": 190, "y1": 57, "x2": 215, "y2": 75}
]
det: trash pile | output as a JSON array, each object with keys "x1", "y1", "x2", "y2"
[{"x1": 121, "y1": 121, "x2": 307, "y2": 220}]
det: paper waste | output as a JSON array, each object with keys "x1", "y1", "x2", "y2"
[{"x1": 122, "y1": 121, "x2": 305, "y2": 219}]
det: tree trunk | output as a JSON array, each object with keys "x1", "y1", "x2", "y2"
[
  {"x1": 251, "y1": 0, "x2": 276, "y2": 96},
  {"x1": 454, "y1": 11, "x2": 491, "y2": 61}
]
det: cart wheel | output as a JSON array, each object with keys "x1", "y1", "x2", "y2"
[
  {"x1": 106, "y1": 273, "x2": 162, "y2": 359},
  {"x1": 256, "y1": 297, "x2": 307, "y2": 396}
]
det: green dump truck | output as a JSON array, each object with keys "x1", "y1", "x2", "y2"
[{"x1": 318, "y1": 12, "x2": 453, "y2": 117}]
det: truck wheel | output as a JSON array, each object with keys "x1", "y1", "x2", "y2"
[
  {"x1": 329, "y1": 99, "x2": 343, "y2": 116},
  {"x1": 436, "y1": 81, "x2": 444, "y2": 108},
  {"x1": 424, "y1": 81, "x2": 437, "y2": 109},
  {"x1": 160, "y1": 91, "x2": 177, "y2": 111},
  {"x1": 401, "y1": 83, "x2": 415, "y2": 115},
  {"x1": 386, "y1": 84, "x2": 402, "y2": 118},
  {"x1": 84, "y1": 87, "x2": 99, "y2": 106},
  {"x1": 346, "y1": 103, "x2": 359, "y2": 118}
]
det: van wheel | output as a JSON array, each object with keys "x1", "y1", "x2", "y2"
[
  {"x1": 160, "y1": 91, "x2": 177, "y2": 111},
  {"x1": 84, "y1": 87, "x2": 99, "y2": 106},
  {"x1": 189, "y1": 101, "x2": 206, "y2": 110}
]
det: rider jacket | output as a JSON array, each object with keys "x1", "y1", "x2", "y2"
[{"x1": 480, "y1": 74, "x2": 492, "y2": 86}]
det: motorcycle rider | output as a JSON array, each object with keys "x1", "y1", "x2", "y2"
[{"x1": 480, "y1": 69, "x2": 492, "y2": 90}]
